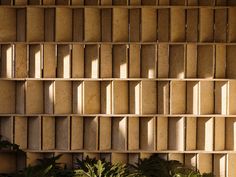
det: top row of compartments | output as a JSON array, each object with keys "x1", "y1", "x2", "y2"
[
  {"x1": 1, "y1": 7, "x2": 236, "y2": 42},
  {"x1": 1, "y1": 0, "x2": 236, "y2": 6}
]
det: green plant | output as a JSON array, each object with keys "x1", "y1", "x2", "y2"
[
  {"x1": 74, "y1": 156, "x2": 137, "y2": 177},
  {"x1": 130, "y1": 155, "x2": 214, "y2": 177},
  {"x1": 0, "y1": 135, "x2": 22, "y2": 152}
]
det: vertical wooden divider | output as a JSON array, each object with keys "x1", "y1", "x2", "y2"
[
  {"x1": 84, "y1": 117, "x2": 98, "y2": 150},
  {"x1": 156, "y1": 117, "x2": 168, "y2": 150},
  {"x1": 185, "y1": 117, "x2": 196, "y2": 150},
  {"x1": 99, "y1": 117, "x2": 111, "y2": 150},
  {"x1": 42, "y1": 116, "x2": 55, "y2": 150},
  {"x1": 113, "y1": 45, "x2": 128, "y2": 78},
  {"x1": 57, "y1": 45, "x2": 71, "y2": 78},
  {"x1": 73, "y1": 81, "x2": 83, "y2": 114},
  {"x1": 101, "y1": 81, "x2": 112, "y2": 114},
  {"x1": 71, "y1": 117, "x2": 83, "y2": 150},
  {"x1": 112, "y1": 117, "x2": 127, "y2": 150},
  {"x1": 128, "y1": 117, "x2": 139, "y2": 150},
  {"x1": 85, "y1": 45, "x2": 99, "y2": 78}
]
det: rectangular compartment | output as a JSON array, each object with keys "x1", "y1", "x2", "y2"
[
  {"x1": 29, "y1": 44, "x2": 42, "y2": 78},
  {"x1": 214, "y1": 117, "x2": 225, "y2": 151},
  {"x1": 228, "y1": 81, "x2": 236, "y2": 114},
  {"x1": 99, "y1": 117, "x2": 111, "y2": 150},
  {"x1": 129, "y1": 81, "x2": 141, "y2": 114},
  {"x1": 100, "y1": 44, "x2": 112, "y2": 78},
  {"x1": 112, "y1": 8, "x2": 128, "y2": 42},
  {"x1": 226, "y1": 45, "x2": 236, "y2": 78},
  {"x1": 55, "y1": 8, "x2": 72, "y2": 42},
  {"x1": 101, "y1": 81, "x2": 112, "y2": 114},
  {"x1": 54, "y1": 81, "x2": 72, "y2": 114},
  {"x1": 158, "y1": 9, "x2": 169, "y2": 42},
  {"x1": 1, "y1": 44, "x2": 13, "y2": 78},
  {"x1": 186, "y1": 9, "x2": 198, "y2": 42},
  {"x1": 84, "y1": 8, "x2": 100, "y2": 42},
  {"x1": 185, "y1": 117, "x2": 196, "y2": 150},
  {"x1": 43, "y1": 44, "x2": 56, "y2": 78},
  {"x1": 0, "y1": 81, "x2": 15, "y2": 113},
  {"x1": 130, "y1": 9, "x2": 140, "y2": 42},
  {"x1": 84, "y1": 117, "x2": 98, "y2": 150},
  {"x1": 197, "y1": 154, "x2": 212, "y2": 174},
  {"x1": 128, "y1": 117, "x2": 139, "y2": 150},
  {"x1": 141, "y1": 8, "x2": 157, "y2": 42},
  {"x1": 140, "y1": 117, "x2": 156, "y2": 150},
  {"x1": 15, "y1": 44, "x2": 27, "y2": 78},
  {"x1": 141, "y1": 81, "x2": 157, "y2": 114},
  {"x1": 197, "y1": 45, "x2": 214, "y2": 78},
  {"x1": 0, "y1": 117, "x2": 13, "y2": 147},
  {"x1": 73, "y1": 8, "x2": 84, "y2": 42},
  {"x1": 215, "y1": 45, "x2": 226, "y2": 78},
  {"x1": 157, "y1": 81, "x2": 169, "y2": 114},
  {"x1": 16, "y1": 8, "x2": 26, "y2": 42},
  {"x1": 168, "y1": 117, "x2": 185, "y2": 151},
  {"x1": 141, "y1": 45, "x2": 157, "y2": 78},
  {"x1": 170, "y1": 81, "x2": 186, "y2": 114},
  {"x1": 170, "y1": 8, "x2": 185, "y2": 42},
  {"x1": 228, "y1": 8, "x2": 236, "y2": 42},
  {"x1": 71, "y1": 116, "x2": 83, "y2": 150},
  {"x1": 26, "y1": 81, "x2": 44, "y2": 114},
  {"x1": 27, "y1": 8, "x2": 44, "y2": 42},
  {"x1": 112, "y1": 117, "x2": 127, "y2": 150},
  {"x1": 0, "y1": 117, "x2": 13, "y2": 143},
  {"x1": 215, "y1": 9, "x2": 227, "y2": 42},
  {"x1": 157, "y1": 44, "x2": 169, "y2": 78},
  {"x1": 44, "y1": 81, "x2": 54, "y2": 114},
  {"x1": 129, "y1": 44, "x2": 140, "y2": 78},
  {"x1": 101, "y1": 9, "x2": 112, "y2": 42},
  {"x1": 186, "y1": 44, "x2": 197, "y2": 78},
  {"x1": 83, "y1": 81, "x2": 100, "y2": 114},
  {"x1": 185, "y1": 154, "x2": 197, "y2": 169},
  {"x1": 72, "y1": 44, "x2": 84, "y2": 78},
  {"x1": 156, "y1": 117, "x2": 168, "y2": 150},
  {"x1": 199, "y1": 8, "x2": 214, "y2": 42},
  {"x1": 215, "y1": 82, "x2": 228, "y2": 114},
  {"x1": 85, "y1": 45, "x2": 99, "y2": 78},
  {"x1": 169, "y1": 45, "x2": 185, "y2": 78},
  {"x1": 28, "y1": 116, "x2": 41, "y2": 150},
  {"x1": 45, "y1": 8, "x2": 55, "y2": 42},
  {"x1": 197, "y1": 117, "x2": 214, "y2": 151},
  {"x1": 12, "y1": 116, "x2": 28, "y2": 149},
  {"x1": 113, "y1": 45, "x2": 128, "y2": 78},
  {"x1": 72, "y1": 81, "x2": 83, "y2": 114},
  {"x1": 0, "y1": 8, "x2": 16, "y2": 42},
  {"x1": 199, "y1": 81, "x2": 214, "y2": 114},
  {"x1": 57, "y1": 45, "x2": 71, "y2": 78},
  {"x1": 226, "y1": 117, "x2": 236, "y2": 150},
  {"x1": 213, "y1": 154, "x2": 226, "y2": 177},
  {"x1": 112, "y1": 81, "x2": 128, "y2": 114},
  {"x1": 16, "y1": 81, "x2": 25, "y2": 114},
  {"x1": 55, "y1": 116, "x2": 70, "y2": 150},
  {"x1": 186, "y1": 81, "x2": 199, "y2": 114},
  {"x1": 227, "y1": 154, "x2": 236, "y2": 177},
  {"x1": 42, "y1": 116, "x2": 55, "y2": 150}
]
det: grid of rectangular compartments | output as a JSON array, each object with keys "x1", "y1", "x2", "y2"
[{"x1": 1, "y1": 0, "x2": 236, "y2": 176}]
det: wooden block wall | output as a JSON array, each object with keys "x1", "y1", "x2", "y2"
[{"x1": 0, "y1": 1, "x2": 236, "y2": 176}]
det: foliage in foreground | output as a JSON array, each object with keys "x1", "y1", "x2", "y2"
[{"x1": 0, "y1": 137, "x2": 214, "y2": 177}]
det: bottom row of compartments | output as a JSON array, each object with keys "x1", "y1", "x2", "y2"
[{"x1": 0, "y1": 116, "x2": 236, "y2": 151}]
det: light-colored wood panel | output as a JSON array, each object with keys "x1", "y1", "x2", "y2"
[
  {"x1": 186, "y1": 82, "x2": 199, "y2": 114},
  {"x1": 197, "y1": 154, "x2": 212, "y2": 174},
  {"x1": 141, "y1": 45, "x2": 157, "y2": 78},
  {"x1": 14, "y1": 117, "x2": 27, "y2": 149},
  {"x1": 57, "y1": 45, "x2": 71, "y2": 78},
  {"x1": 113, "y1": 8, "x2": 128, "y2": 42},
  {"x1": 170, "y1": 81, "x2": 186, "y2": 114},
  {"x1": 1, "y1": 44, "x2": 13, "y2": 78},
  {"x1": 226, "y1": 117, "x2": 236, "y2": 150},
  {"x1": 26, "y1": 81, "x2": 43, "y2": 114},
  {"x1": 0, "y1": 8, "x2": 16, "y2": 41},
  {"x1": 56, "y1": 8, "x2": 72, "y2": 42},
  {"x1": 113, "y1": 45, "x2": 128, "y2": 78},
  {"x1": 140, "y1": 117, "x2": 155, "y2": 150},
  {"x1": 71, "y1": 116, "x2": 83, "y2": 150},
  {"x1": 27, "y1": 8, "x2": 44, "y2": 42},
  {"x1": 156, "y1": 116, "x2": 168, "y2": 150},
  {"x1": 72, "y1": 81, "x2": 83, "y2": 114},
  {"x1": 112, "y1": 81, "x2": 128, "y2": 114},
  {"x1": 129, "y1": 81, "x2": 141, "y2": 114},
  {"x1": 186, "y1": 117, "x2": 196, "y2": 150},
  {"x1": 72, "y1": 44, "x2": 84, "y2": 78},
  {"x1": 99, "y1": 117, "x2": 111, "y2": 150},
  {"x1": 85, "y1": 45, "x2": 99, "y2": 78},
  {"x1": 199, "y1": 81, "x2": 214, "y2": 114},
  {"x1": 44, "y1": 81, "x2": 54, "y2": 114},
  {"x1": 214, "y1": 117, "x2": 225, "y2": 151},
  {"x1": 28, "y1": 117, "x2": 41, "y2": 150},
  {"x1": 84, "y1": 117, "x2": 98, "y2": 150},
  {"x1": 100, "y1": 44, "x2": 112, "y2": 78},
  {"x1": 141, "y1": 8, "x2": 157, "y2": 42},
  {"x1": 84, "y1": 8, "x2": 100, "y2": 42},
  {"x1": 130, "y1": 9, "x2": 140, "y2": 42},
  {"x1": 42, "y1": 116, "x2": 55, "y2": 150},
  {"x1": 129, "y1": 44, "x2": 140, "y2": 78},
  {"x1": 168, "y1": 117, "x2": 185, "y2": 151},
  {"x1": 158, "y1": 9, "x2": 169, "y2": 42},
  {"x1": 186, "y1": 44, "x2": 197, "y2": 78},
  {"x1": 215, "y1": 45, "x2": 226, "y2": 78},
  {"x1": 101, "y1": 81, "x2": 112, "y2": 114},
  {"x1": 157, "y1": 81, "x2": 169, "y2": 114},
  {"x1": 186, "y1": 9, "x2": 198, "y2": 42},
  {"x1": 0, "y1": 81, "x2": 16, "y2": 113},
  {"x1": 44, "y1": 44, "x2": 56, "y2": 78},
  {"x1": 54, "y1": 81, "x2": 72, "y2": 114},
  {"x1": 56, "y1": 117, "x2": 70, "y2": 150},
  {"x1": 128, "y1": 117, "x2": 139, "y2": 150},
  {"x1": 228, "y1": 8, "x2": 236, "y2": 42},
  {"x1": 112, "y1": 117, "x2": 127, "y2": 150},
  {"x1": 83, "y1": 81, "x2": 100, "y2": 114},
  {"x1": 199, "y1": 8, "x2": 214, "y2": 42},
  {"x1": 170, "y1": 8, "x2": 185, "y2": 42},
  {"x1": 215, "y1": 82, "x2": 228, "y2": 115},
  {"x1": 29, "y1": 45, "x2": 42, "y2": 78},
  {"x1": 15, "y1": 44, "x2": 27, "y2": 78}
]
